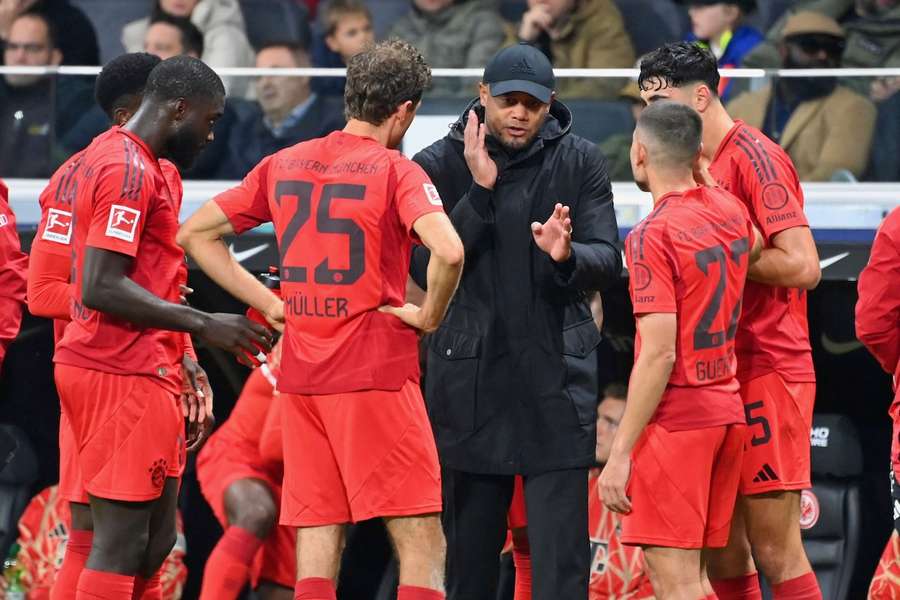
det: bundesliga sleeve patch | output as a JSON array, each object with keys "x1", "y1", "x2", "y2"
[
  {"x1": 423, "y1": 183, "x2": 443, "y2": 206},
  {"x1": 105, "y1": 205, "x2": 141, "y2": 242},
  {"x1": 42, "y1": 208, "x2": 73, "y2": 244}
]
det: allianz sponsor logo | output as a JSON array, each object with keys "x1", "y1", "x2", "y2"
[{"x1": 810, "y1": 427, "x2": 830, "y2": 448}]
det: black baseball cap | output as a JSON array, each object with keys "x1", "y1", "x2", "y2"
[{"x1": 482, "y1": 43, "x2": 555, "y2": 104}]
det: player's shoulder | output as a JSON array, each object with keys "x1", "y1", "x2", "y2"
[{"x1": 726, "y1": 121, "x2": 794, "y2": 171}]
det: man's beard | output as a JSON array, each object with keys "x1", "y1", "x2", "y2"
[
  {"x1": 781, "y1": 56, "x2": 838, "y2": 101},
  {"x1": 165, "y1": 126, "x2": 204, "y2": 170}
]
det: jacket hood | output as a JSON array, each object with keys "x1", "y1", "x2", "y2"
[
  {"x1": 448, "y1": 97, "x2": 573, "y2": 148},
  {"x1": 191, "y1": 0, "x2": 247, "y2": 31}
]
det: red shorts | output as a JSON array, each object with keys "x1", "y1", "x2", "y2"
[
  {"x1": 54, "y1": 364, "x2": 185, "y2": 502},
  {"x1": 196, "y1": 435, "x2": 294, "y2": 589},
  {"x1": 739, "y1": 372, "x2": 815, "y2": 495},
  {"x1": 280, "y1": 379, "x2": 442, "y2": 526},
  {"x1": 621, "y1": 423, "x2": 745, "y2": 549},
  {"x1": 508, "y1": 475, "x2": 527, "y2": 530},
  {"x1": 58, "y1": 413, "x2": 87, "y2": 504}
]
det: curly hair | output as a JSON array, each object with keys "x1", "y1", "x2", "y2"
[
  {"x1": 344, "y1": 39, "x2": 431, "y2": 126},
  {"x1": 94, "y1": 52, "x2": 161, "y2": 120},
  {"x1": 638, "y1": 41, "x2": 720, "y2": 97}
]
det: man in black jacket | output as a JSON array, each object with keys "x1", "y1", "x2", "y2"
[{"x1": 410, "y1": 43, "x2": 621, "y2": 599}]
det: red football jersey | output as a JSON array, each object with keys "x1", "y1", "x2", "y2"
[
  {"x1": 54, "y1": 128, "x2": 188, "y2": 393},
  {"x1": 588, "y1": 470, "x2": 654, "y2": 599},
  {"x1": 0, "y1": 179, "x2": 27, "y2": 370},
  {"x1": 215, "y1": 131, "x2": 445, "y2": 395},
  {"x1": 709, "y1": 121, "x2": 814, "y2": 383},
  {"x1": 626, "y1": 186, "x2": 751, "y2": 430}
]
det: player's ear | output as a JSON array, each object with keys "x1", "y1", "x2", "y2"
[
  {"x1": 694, "y1": 84, "x2": 712, "y2": 113},
  {"x1": 172, "y1": 98, "x2": 188, "y2": 121}
]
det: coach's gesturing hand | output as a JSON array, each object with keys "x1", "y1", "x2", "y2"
[
  {"x1": 197, "y1": 313, "x2": 273, "y2": 365},
  {"x1": 532, "y1": 203, "x2": 573, "y2": 262},
  {"x1": 464, "y1": 110, "x2": 498, "y2": 190},
  {"x1": 599, "y1": 451, "x2": 632, "y2": 514}
]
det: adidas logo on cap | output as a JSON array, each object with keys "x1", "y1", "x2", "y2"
[{"x1": 510, "y1": 57, "x2": 536, "y2": 76}]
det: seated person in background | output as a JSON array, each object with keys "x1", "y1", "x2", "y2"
[
  {"x1": 727, "y1": 11, "x2": 875, "y2": 181},
  {"x1": 220, "y1": 41, "x2": 344, "y2": 178},
  {"x1": 513, "y1": 0, "x2": 635, "y2": 99},
  {"x1": 684, "y1": 0, "x2": 763, "y2": 102},
  {"x1": 144, "y1": 13, "x2": 205, "y2": 60},
  {"x1": 509, "y1": 383, "x2": 656, "y2": 600},
  {"x1": 122, "y1": 0, "x2": 256, "y2": 97},
  {"x1": 389, "y1": 0, "x2": 505, "y2": 96},
  {"x1": 598, "y1": 82, "x2": 644, "y2": 181},
  {"x1": 0, "y1": 11, "x2": 93, "y2": 177},
  {"x1": 311, "y1": 0, "x2": 374, "y2": 97},
  {"x1": 843, "y1": 0, "x2": 900, "y2": 102},
  {"x1": 0, "y1": 0, "x2": 99, "y2": 66}
]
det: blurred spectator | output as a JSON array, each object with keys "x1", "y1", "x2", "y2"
[
  {"x1": 727, "y1": 11, "x2": 875, "y2": 181},
  {"x1": 741, "y1": 0, "x2": 854, "y2": 67},
  {"x1": 0, "y1": 11, "x2": 92, "y2": 177},
  {"x1": 0, "y1": 179, "x2": 26, "y2": 374},
  {"x1": 684, "y1": 0, "x2": 763, "y2": 101},
  {"x1": 390, "y1": 0, "x2": 505, "y2": 96},
  {"x1": 311, "y1": 0, "x2": 373, "y2": 97},
  {"x1": 221, "y1": 41, "x2": 344, "y2": 178},
  {"x1": 843, "y1": 0, "x2": 900, "y2": 102},
  {"x1": 513, "y1": 0, "x2": 635, "y2": 99},
  {"x1": 144, "y1": 13, "x2": 204, "y2": 60},
  {"x1": 122, "y1": 0, "x2": 256, "y2": 97},
  {"x1": 0, "y1": 0, "x2": 99, "y2": 65},
  {"x1": 598, "y1": 81, "x2": 643, "y2": 181}
]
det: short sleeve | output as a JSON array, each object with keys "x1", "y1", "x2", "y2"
[
  {"x1": 34, "y1": 194, "x2": 74, "y2": 258},
  {"x1": 214, "y1": 156, "x2": 273, "y2": 234},
  {"x1": 740, "y1": 141, "x2": 808, "y2": 241},
  {"x1": 626, "y1": 222, "x2": 677, "y2": 315},
  {"x1": 392, "y1": 158, "x2": 446, "y2": 242},
  {"x1": 85, "y1": 161, "x2": 156, "y2": 257}
]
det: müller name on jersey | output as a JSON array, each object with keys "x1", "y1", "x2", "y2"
[{"x1": 284, "y1": 292, "x2": 349, "y2": 319}]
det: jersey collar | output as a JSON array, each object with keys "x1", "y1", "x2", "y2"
[
  {"x1": 712, "y1": 120, "x2": 745, "y2": 165},
  {"x1": 117, "y1": 127, "x2": 158, "y2": 162}
]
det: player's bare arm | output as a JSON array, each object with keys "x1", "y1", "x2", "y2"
[
  {"x1": 81, "y1": 247, "x2": 273, "y2": 360},
  {"x1": 177, "y1": 200, "x2": 284, "y2": 332},
  {"x1": 747, "y1": 225, "x2": 821, "y2": 289},
  {"x1": 749, "y1": 224, "x2": 764, "y2": 265},
  {"x1": 600, "y1": 312, "x2": 676, "y2": 515},
  {"x1": 380, "y1": 211, "x2": 464, "y2": 333}
]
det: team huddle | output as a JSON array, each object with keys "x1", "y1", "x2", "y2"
[{"x1": 23, "y1": 35, "x2": 823, "y2": 600}]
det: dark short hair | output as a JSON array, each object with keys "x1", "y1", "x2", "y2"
[
  {"x1": 257, "y1": 41, "x2": 310, "y2": 64},
  {"x1": 16, "y1": 10, "x2": 58, "y2": 50},
  {"x1": 637, "y1": 101, "x2": 703, "y2": 168},
  {"x1": 639, "y1": 41, "x2": 720, "y2": 97},
  {"x1": 602, "y1": 383, "x2": 628, "y2": 402},
  {"x1": 149, "y1": 13, "x2": 204, "y2": 58},
  {"x1": 321, "y1": 0, "x2": 372, "y2": 37},
  {"x1": 144, "y1": 55, "x2": 225, "y2": 103},
  {"x1": 344, "y1": 39, "x2": 431, "y2": 126},
  {"x1": 94, "y1": 52, "x2": 161, "y2": 120}
]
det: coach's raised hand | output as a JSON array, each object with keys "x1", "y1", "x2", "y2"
[
  {"x1": 196, "y1": 312, "x2": 273, "y2": 364},
  {"x1": 463, "y1": 109, "x2": 498, "y2": 190},
  {"x1": 532, "y1": 202, "x2": 573, "y2": 262}
]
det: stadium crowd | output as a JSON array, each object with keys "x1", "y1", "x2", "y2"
[
  {"x1": 0, "y1": 1, "x2": 899, "y2": 600},
  {"x1": 0, "y1": 0, "x2": 898, "y2": 182}
]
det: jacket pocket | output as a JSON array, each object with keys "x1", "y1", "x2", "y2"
[
  {"x1": 563, "y1": 318, "x2": 603, "y2": 426},
  {"x1": 426, "y1": 327, "x2": 481, "y2": 433}
]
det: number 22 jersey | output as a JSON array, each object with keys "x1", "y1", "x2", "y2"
[
  {"x1": 625, "y1": 186, "x2": 754, "y2": 430},
  {"x1": 215, "y1": 131, "x2": 446, "y2": 395}
]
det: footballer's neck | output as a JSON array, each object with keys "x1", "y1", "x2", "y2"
[
  {"x1": 123, "y1": 104, "x2": 170, "y2": 159},
  {"x1": 648, "y1": 168, "x2": 697, "y2": 205},
  {"x1": 701, "y1": 101, "x2": 735, "y2": 162},
  {"x1": 343, "y1": 118, "x2": 396, "y2": 148}
]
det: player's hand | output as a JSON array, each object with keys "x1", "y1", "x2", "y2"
[
  {"x1": 197, "y1": 313, "x2": 273, "y2": 365},
  {"x1": 693, "y1": 155, "x2": 717, "y2": 188},
  {"x1": 379, "y1": 302, "x2": 438, "y2": 334},
  {"x1": 518, "y1": 3, "x2": 553, "y2": 41},
  {"x1": 263, "y1": 296, "x2": 285, "y2": 333},
  {"x1": 599, "y1": 452, "x2": 633, "y2": 514},
  {"x1": 180, "y1": 355, "x2": 215, "y2": 451},
  {"x1": 464, "y1": 110, "x2": 498, "y2": 190},
  {"x1": 179, "y1": 284, "x2": 193, "y2": 306},
  {"x1": 532, "y1": 203, "x2": 572, "y2": 262}
]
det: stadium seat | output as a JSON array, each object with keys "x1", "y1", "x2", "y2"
[
  {"x1": 565, "y1": 99, "x2": 636, "y2": 145},
  {"x1": 366, "y1": 0, "x2": 412, "y2": 39},
  {"x1": 0, "y1": 425, "x2": 39, "y2": 557},
  {"x1": 70, "y1": 0, "x2": 152, "y2": 63},
  {"x1": 801, "y1": 414, "x2": 864, "y2": 600},
  {"x1": 239, "y1": 0, "x2": 311, "y2": 50},
  {"x1": 614, "y1": 0, "x2": 689, "y2": 57}
]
